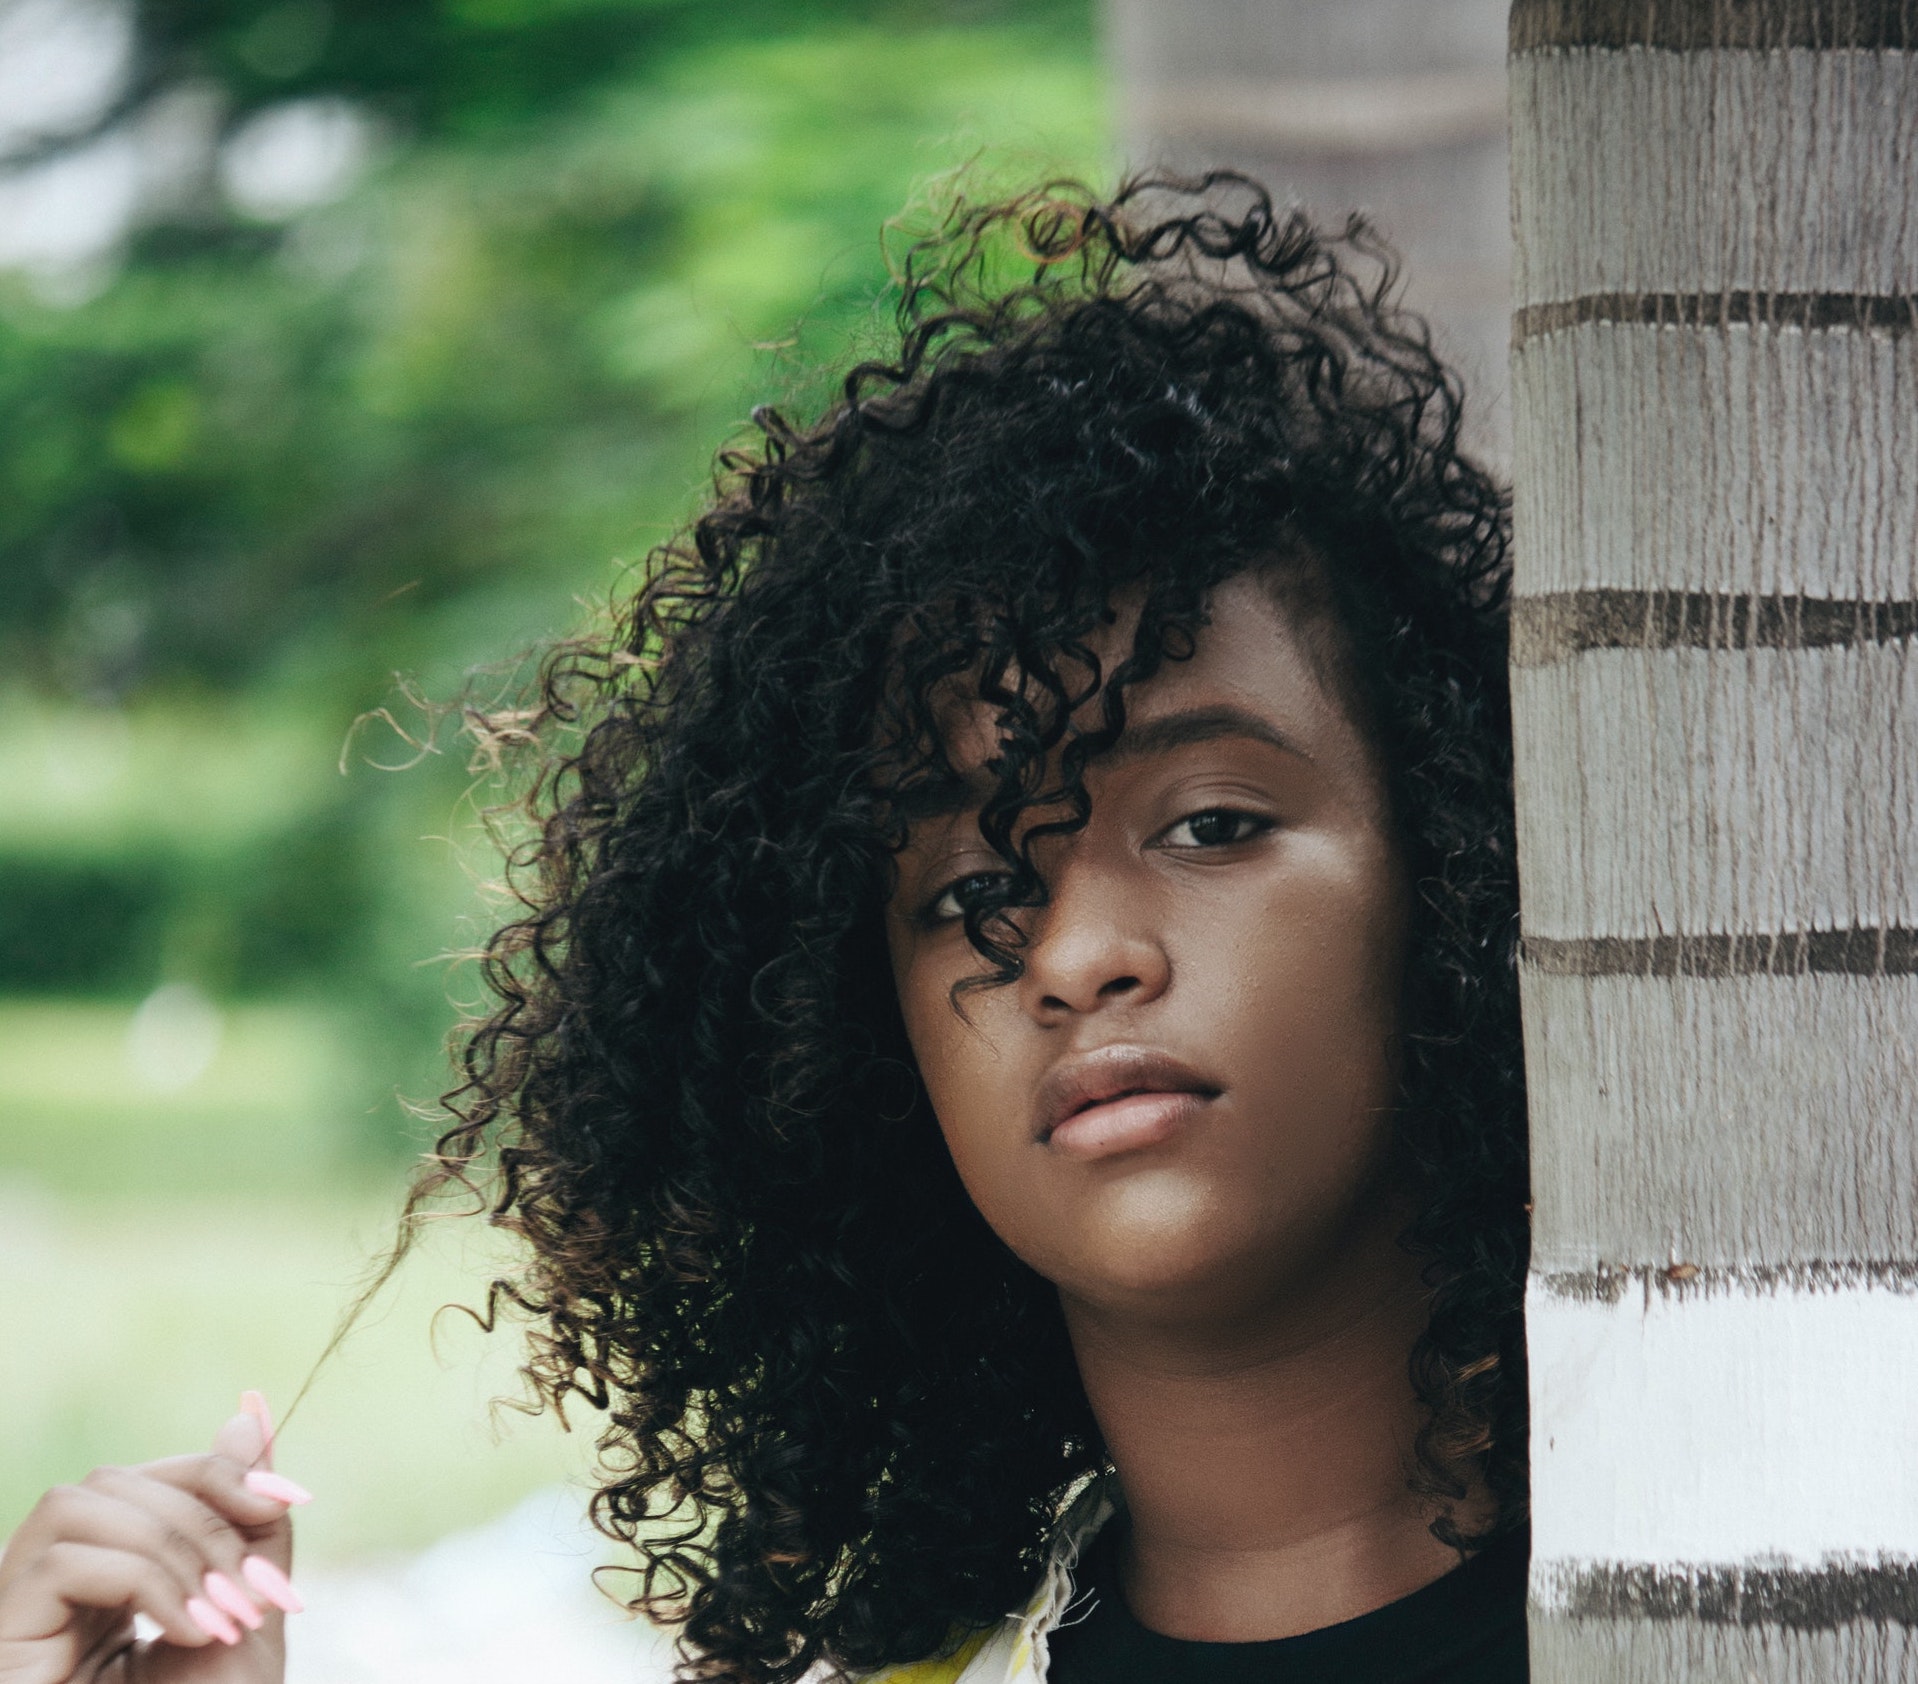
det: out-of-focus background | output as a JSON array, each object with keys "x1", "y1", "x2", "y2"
[
  {"x1": 0, "y1": 0, "x2": 1108, "y2": 1565},
  {"x1": 0, "y1": 0, "x2": 1506, "y2": 1673}
]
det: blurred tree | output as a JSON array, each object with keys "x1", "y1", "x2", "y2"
[
  {"x1": 16, "y1": 0, "x2": 1063, "y2": 158},
  {"x1": 0, "y1": 0, "x2": 1105, "y2": 1169},
  {"x1": 0, "y1": 0, "x2": 1101, "y2": 702}
]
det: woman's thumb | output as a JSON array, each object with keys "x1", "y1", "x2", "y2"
[
  {"x1": 212, "y1": 1390, "x2": 275, "y2": 1475},
  {"x1": 238, "y1": 1390, "x2": 275, "y2": 1471}
]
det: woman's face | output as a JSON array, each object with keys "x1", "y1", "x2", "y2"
[{"x1": 883, "y1": 572, "x2": 1411, "y2": 1328}]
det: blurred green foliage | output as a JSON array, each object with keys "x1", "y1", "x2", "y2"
[
  {"x1": 3, "y1": 0, "x2": 1103, "y2": 700},
  {"x1": 0, "y1": 0, "x2": 1107, "y2": 1558},
  {"x1": 0, "y1": 0, "x2": 1109, "y2": 1167}
]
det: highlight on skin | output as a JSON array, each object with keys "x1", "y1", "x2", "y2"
[{"x1": 366, "y1": 172, "x2": 1528, "y2": 1684}]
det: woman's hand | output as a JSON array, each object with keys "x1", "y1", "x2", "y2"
[{"x1": 0, "y1": 1394, "x2": 307, "y2": 1684}]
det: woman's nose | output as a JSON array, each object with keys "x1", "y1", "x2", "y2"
[{"x1": 1019, "y1": 850, "x2": 1169, "y2": 1019}]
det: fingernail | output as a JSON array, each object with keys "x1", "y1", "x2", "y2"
[
  {"x1": 239, "y1": 1389, "x2": 274, "y2": 1454},
  {"x1": 242, "y1": 1553, "x2": 304, "y2": 1614},
  {"x1": 204, "y1": 1570, "x2": 265, "y2": 1630},
  {"x1": 186, "y1": 1595, "x2": 241, "y2": 1646},
  {"x1": 244, "y1": 1470, "x2": 314, "y2": 1505}
]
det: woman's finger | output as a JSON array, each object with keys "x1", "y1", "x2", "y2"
[
  {"x1": 134, "y1": 1446, "x2": 305, "y2": 1544},
  {"x1": 210, "y1": 1403, "x2": 266, "y2": 1482},
  {"x1": 238, "y1": 1392, "x2": 274, "y2": 1473},
  {"x1": 10, "y1": 1481, "x2": 217, "y2": 1613},
  {"x1": 0, "y1": 1539, "x2": 226, "y2": 1650},
  {"x1": 80, "y1": 1466, "x2": 288, "y2": 1630},
  {"x1": 101, "y1": 1439, "x2": 307, "y2": 1602},
  {"x1": 209, "y1": 1404, "x2": 309, "y2": 1519}
]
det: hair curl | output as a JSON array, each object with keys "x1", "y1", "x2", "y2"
[{"x1": 421, "y1": 172, "x2": 1528, "y2": 1684}]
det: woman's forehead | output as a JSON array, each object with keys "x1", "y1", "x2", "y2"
[{"x1": 883, "y1": 573, "x2": 1367, "y2": 795}]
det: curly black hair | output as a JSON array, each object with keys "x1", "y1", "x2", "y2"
[{"x1": 419, "y1": 172, "x2": 1528, "y2": 1684}]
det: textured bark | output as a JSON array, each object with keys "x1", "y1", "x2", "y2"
[
  {"x1": 1511, "y1": 0, "x2": 1918, "y2": 1678},
  {"x1": 1102, "y1": 0, "x2": 1513, "y2": 458}
]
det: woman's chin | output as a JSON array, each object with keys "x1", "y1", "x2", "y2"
[
  {"x1": 1046, "y1": 1211, "x2": 1285, "y2": 1322},
  {"x1": 1038, "y1": 1179, "x2": 1391, "y2": 1333}
]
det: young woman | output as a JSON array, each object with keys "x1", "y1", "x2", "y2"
[{"x1": 0, "y1": 173, "x2": 1530, "y2": 1684}]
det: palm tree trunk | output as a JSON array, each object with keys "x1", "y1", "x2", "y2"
[
  {"x1": 1103, "y1": 0, "x2": 1513, "y2": 458},
  {"x1": 1509, "y1": 2, "x2": 1918, "y2": 1678}
]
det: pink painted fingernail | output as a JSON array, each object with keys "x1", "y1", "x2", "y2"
[
  {"x1": 186, "y1": 1595, "x2": 241, "y2": 1646},
  {"x1": 241, "y1": 1554, "x2": 304, "y2": 1614},
  {"x1": 204, "y1": 1570, "x2": 265, "y2": 1631},
  {"x1": 244, "y1": 1470, "x2": 313, "y2": 1505}
]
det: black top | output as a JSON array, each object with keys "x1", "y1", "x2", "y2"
[{"x1": 1044, "y1": 1521, "x2": 1529, "y2": 1684}]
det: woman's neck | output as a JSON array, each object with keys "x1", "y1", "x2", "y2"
[{"x1": 1058, "y1": 1218, "x2": 1482, "y2": 1643}]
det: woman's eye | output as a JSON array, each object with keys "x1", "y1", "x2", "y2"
[
  {"x1": 1161, "y1": 808, "x2": 1272, "y2": 848},
  {"x1": 924, "y1": 870, "x2": 1011, "y2": 925}
]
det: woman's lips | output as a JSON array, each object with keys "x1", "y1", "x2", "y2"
[
  {"x1": 1034, "y1": 1044, "x2": 1221, "y2": 1161},
  {"x1": 1045, "y1": 1088, "x2": 1215, "y2": 1161}
]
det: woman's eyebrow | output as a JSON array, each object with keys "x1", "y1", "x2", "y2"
[
  {"x1": 1100, "y1": 703, "x2": 1313, "y2": 769},
  {"x1": 890, "y1": 704, "x2": 1310, "y2": 826}
]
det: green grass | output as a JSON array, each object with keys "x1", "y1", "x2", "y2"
[
  {"x1": 0, "y1": 998, "x2": 359, "y2": 1195},
  {"x1": 0, "y1": 1185, "x2": 600, "y2": 1566},
  {"x1": 0, "y1": 1001, "x2": 599, "y2": 1565}
]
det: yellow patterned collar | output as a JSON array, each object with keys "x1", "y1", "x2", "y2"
[{"x1": 864, "y1": 1472, "x2": 1120, "y2": 1684}]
